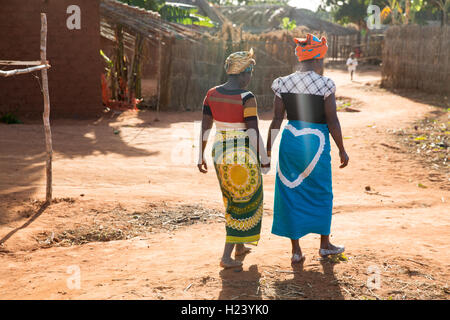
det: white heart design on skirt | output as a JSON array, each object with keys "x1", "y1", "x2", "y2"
[{"x1": 277, "y1": 124, "x2": 325, "y2": 189}]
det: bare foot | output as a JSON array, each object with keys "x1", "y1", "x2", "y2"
[
  {"x1": 220, "y1": 258, "x2": 243, "y2": 269},
  {"x1": 235, "y1": 244, "x2": 251, "y2": 257}
]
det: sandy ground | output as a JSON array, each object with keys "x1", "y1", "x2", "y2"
[{"x1": 0, "y1": 68, "x2": 449, "y2": 300}]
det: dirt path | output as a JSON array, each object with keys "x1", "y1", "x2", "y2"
[{"x1": 0, "y1": 68, "x2": 449, "y2": 300}]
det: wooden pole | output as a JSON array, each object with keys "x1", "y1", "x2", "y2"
[
  {"x1": 40, "y1": 13, "x2": 53, "y2": 204},
  {"x1": 0, "y1": 60, "x2": 42, "y2": 66},
  {"x1": 155, "y1": 21, "x2": 162, "y2": 121},
  {"x1": 0, "y1": 64, "x2": 50, "y2": 77}
]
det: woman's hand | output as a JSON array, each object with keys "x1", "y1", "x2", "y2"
[
  {"x1": 197, "y1": 158, "x2": 208, "y2": 173},
  {"x1": 339, "y1": 149, "x2": 349, "y2": 168}
]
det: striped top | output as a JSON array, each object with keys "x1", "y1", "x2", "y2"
[{"x1": 203, "y1": 86, "x2": 257, "y2": 130}]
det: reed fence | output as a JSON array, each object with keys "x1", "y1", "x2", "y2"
[{"x1": 382, "y1": 25, "x2": 450, "y2": 95}]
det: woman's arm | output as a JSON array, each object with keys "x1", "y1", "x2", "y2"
[
  {"x1": 266, "y1": 95, "x2": 285, "y2": 158},
  {"x1": 242, "y1": 95, "x2": 269, "y2": 171},
  {"x1": 324, "y1": 93, "x2": 349, "y2": 168},
  {"x1": 198, "y1": 112, "x2": 213, "y2": 173},
  {"x1": 245, "y1": 117, "x2": 269, "y2": 170}
]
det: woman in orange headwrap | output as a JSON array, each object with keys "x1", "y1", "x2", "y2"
[{"x1": 266, "y1": 34, "x2": 349, "y2": 264}]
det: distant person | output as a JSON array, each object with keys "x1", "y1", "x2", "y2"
[
  {"x1": 266, "y1": 34, "x2": 349, "y2": 264},
  {"x1": 346, "y1": 52, "x2": 358, "y2": 81},
  {"x1": 197, "y1": 49, "x2": 270, "y2": 269}
]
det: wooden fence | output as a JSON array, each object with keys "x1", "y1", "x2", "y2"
[
  {"x1": 327, "y1": 32, "x2": 383, "y2": 63},
  {"x1": 382, "y1": 25, "x2": 450, "y2": 95},
  {"x1": 159, "y1": 31, "x2": 299, "y2": 111},
  {"x1": 158, "y1": 27, "x2": 384, "y2": 111}
]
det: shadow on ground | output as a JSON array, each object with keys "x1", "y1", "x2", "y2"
[
  {"x1": 271, "y1": 259, "x2": 344, "y2": 299},
  {"x1": 217, "y1": 253, "x2": 344, "y2": 300}
]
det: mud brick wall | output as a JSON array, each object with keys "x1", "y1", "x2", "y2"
[{"x1": 0, "y1": 0, "x2": 103, "y2": 118}]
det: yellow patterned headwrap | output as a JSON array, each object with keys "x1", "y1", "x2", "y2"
[{"x1": 224, "y1": 48, "x2": 256, "y2": 75}]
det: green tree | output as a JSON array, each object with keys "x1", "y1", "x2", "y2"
[
  {"x1": 322, "y1": 0, "x2": 385, "y2": 29},
  {"x1": 380, "y1": 1, "x2": 448, "y2": 25},
  {"x1": 432, "y1": 0, "x2": 450, "y2": 25},
  {"x1": 208, "y1": 0, "x2": 289, "y2": 5},
  {"x1": 117, "y1": 0, "x2": 216, "y2": 27},
  {"x1": 119, "y1": 0, "x2": 165, "y2": 12},
  {"x1": 281, "y1": 17, "x2": 297, "y2": 30}
]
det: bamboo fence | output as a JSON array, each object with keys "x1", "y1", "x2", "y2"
[
  {"x1": 382, "y1": 25, "x2": 450, "y2": 95},
  {"x1": 100, "y1": 1, "x2": 382, "y2": 111},
  {"x1": 158, "y1": 28, "x2": 311, "y2": 111},
  {"x1": 158, "y1": 27, "x2": 375, "y2": 111}
]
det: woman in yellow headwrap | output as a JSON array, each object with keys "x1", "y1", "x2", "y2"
[{"x1": 197, "y1": 48, "x2": 270, "y2": 269}]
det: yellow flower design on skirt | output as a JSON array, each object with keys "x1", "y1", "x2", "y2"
[
  {"x1": 216, "y1": 146, "x2": 261, "y2": 203},
  {"x1": 212, "y1": 130, "x2": 263, "y2": 245},
  {"x1": 225, "y1": 203, "x2": 263, "y2": 231}
]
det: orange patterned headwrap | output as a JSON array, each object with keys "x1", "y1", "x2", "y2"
[{"x1": 294, "y1": 34, "x2": 328, "y2": 62}]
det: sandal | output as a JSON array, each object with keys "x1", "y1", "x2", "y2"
[
  {"x1": 291, "y1": 253, "x2": 306, "y2": 264},
  {"x1": 319, "y1": 245, "x2": 345, "y2": 257}
]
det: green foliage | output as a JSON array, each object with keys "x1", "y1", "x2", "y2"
[
  {"x1": 118, "y1": 0, "x2": 165, "y2": 12},
  {"x1": 100, "y1": 50, "x2": 114, "y2": 76},
  {"x1": 411, "y1": 0, "x2": 425, "y2": 12},
  {"x1": 159, "y1": 3, "x2": 216, "y2": 27},
  {"x1": 0, "y1": 112, "x2": 22, "y2": 124},
  {"x1": 209, "y1": 0, "x2": 289, "y2": 5},
  {"x1": 322, "y1": 0, "x2": 448, "y2": 26},
  {"x1": 322, "y1": 0, "x2": 385, "y2": 28},
  {"x1": 281, "y1": 17, "x2": 297, "y2": 30},
  {"x1": 117, "y1": 0, "x2": 216, "y2": 27},
  {"x1": 325, "y1": 0, "x2": 370, "y2": 27}
]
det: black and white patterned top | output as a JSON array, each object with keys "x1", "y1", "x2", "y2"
[{"x1": 271, "y1": 71, "x2": 336, "y2": 100}]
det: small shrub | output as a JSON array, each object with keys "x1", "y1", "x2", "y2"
[{"x1": 0, "y1": 112, "x2": 23, "y2": 124}]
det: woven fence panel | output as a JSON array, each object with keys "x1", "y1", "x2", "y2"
[{"x1": 382, "y1": 25, "x2": 450, "y2": 95}]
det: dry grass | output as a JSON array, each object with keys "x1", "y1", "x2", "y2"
[
  {"x1": 336, "y1": 96, "x2": 363, "y2": 112},
  {"x1": 180, "y1": 253, "x2": 449, "y2": 300},
  {"x1": 35, "y1": 202, "x2": 224, "y2": 247},
  {"x1": 391, "y1": 109, "x2": 449, "y2": 190}
]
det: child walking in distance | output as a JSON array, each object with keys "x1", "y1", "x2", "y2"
[{"x1": 346, "y1": 52, "x2": 358, "y2": 81}]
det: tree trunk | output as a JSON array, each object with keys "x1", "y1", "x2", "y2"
[
  {"x1": 195, "y1": 0, "x2": 225, "y2": 25},
  {"x1": 405, "y1": 0, "x2": 411, "y2": 24}
]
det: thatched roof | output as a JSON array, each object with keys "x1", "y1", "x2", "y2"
[
  {"x1": 219, "y1": 5, "x2": 358, "y2": 36},
  {"x1": 99, "y1": 0, "x2": 203, "y2": 41}
]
